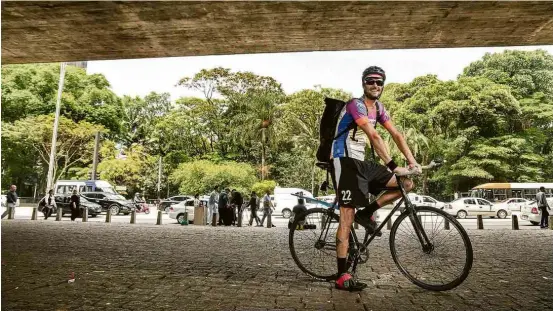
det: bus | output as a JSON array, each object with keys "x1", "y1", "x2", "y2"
[{"x1": 469, "y1": 182, "x2": 553, "y2": 202}]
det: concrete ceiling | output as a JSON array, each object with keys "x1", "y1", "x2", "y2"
[{"x1": 2, "y1": 1, "x2": 553, "y2": 64}]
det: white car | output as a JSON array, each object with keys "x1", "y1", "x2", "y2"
[
  {"x1": 494, "y1": 198, "x2": 531, "y2": 212},
  {"x1": 273, "y1": 187, "x2": 316, "y2": 219},
  {"x1": 444, "y1": 197, "x2": 511, "y2": 219},
  {"x1": 520, "y1": 198, "x2": 553, "y2": 226},
  {"x1": 419, "y1": 195, "x2": 445, "y2": 209},
  {"x1": 168, "y1": 199, "x2": 209, "y2": 224}
]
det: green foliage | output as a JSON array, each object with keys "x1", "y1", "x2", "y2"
[
  {"x1": 170, "y1": 160, "x2": 258, "y2": 195},
  {"x1": 251, "y1": 180, "x2": 277, "y2": 196}
]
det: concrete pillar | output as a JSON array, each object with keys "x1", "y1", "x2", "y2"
[
  {"x1": 444, "y1": 218, "x2": 450, "y2": 230},
  {"x1": 105, "y1": 209, "x2": 111, "y2": 223},
  {"x1": 477, "y1": 215, "x2": 484, "y2": 229},
  {"x1": 130, "y1": 210, "x2": 136, "y2": 224},
  {"x1": 56, "y1": 207, "x2": 63, "y2": 221},
  {"x1": 156, "y1": 210, "x2": 162, "y2": 225},
  {"x1": 511, "y1": 214, "x2": 519, "y2": 230},
  {"x1": 31, "y1": 207, "x2": 38, "y2": 220},
  {"x1": 82, "y1": 208, "x2": 88, "y2": 222},
  {"x1": 549, "y1": 216, "x2": 553, "y2": 230}
]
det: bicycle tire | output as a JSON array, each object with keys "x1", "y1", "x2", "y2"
[
  {"x1": 289, "y1": 208, "x2": 354, "y2": 281},
  {"x1": 389, "y1": 206, "x2": 473, "y2": 291}
]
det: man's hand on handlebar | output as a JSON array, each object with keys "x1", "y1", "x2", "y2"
[{"x1": 393, "y1": 163, "x2": 422, "y2": 176}]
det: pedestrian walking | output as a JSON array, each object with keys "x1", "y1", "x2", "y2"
[
  {"x1": 247, "y1": 191, "x2": 261, "y2": 226},
  {"x1": 1, "y1": 185, "x2": 18, "y2": 219},
  {"x1": 536, "y1": 186, "x2": 551, "y2": 229},
  {"x1": 218, "y1": 188, "x2": 232, "y2": 226},
  {"x1": 208, "y1": 187, "x2": 219, "y2": 226},
  {"x1": 70, "y1": 189, "x2": 81, "y2": 221},
  {"x1": 260, "y1": 190, "x2": 276, "y2": 227},
  {"x1": 230, "y1": 189, "x2": 243, "y2": 226},
  {"x1": 39, "y1": 189, "x2": 57, "y2": 220}
]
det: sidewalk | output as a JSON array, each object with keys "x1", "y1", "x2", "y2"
[{"x1": 1, "y1": 220, "x2": 552, "y2": 310}]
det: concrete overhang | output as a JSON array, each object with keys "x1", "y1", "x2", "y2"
[{"x1": 2, "y1": 1, "x2": 553, "y2": 64}]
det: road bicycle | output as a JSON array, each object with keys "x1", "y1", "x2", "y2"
[{"x1": 288, "y1": 160, "x2": 473, "y2": 291}]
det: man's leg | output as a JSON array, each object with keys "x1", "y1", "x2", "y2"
[
  {"x1": 355, "y1": 176, "x2": 414, "y2": 228},
  {"x1": 335, "y1": 206, "x2": 367, "y2": 291}
]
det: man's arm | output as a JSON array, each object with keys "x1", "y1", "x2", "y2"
[
  {"x1": 358, "y1": 122, "x2": 392, "y2": 164},
  {"x1": 381, "y1": 120, "x2": 417, "y2": 166}
]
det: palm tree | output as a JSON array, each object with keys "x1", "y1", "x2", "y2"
[{"x1": 232, "y1": 90, "x2": 283, "y2": 180}]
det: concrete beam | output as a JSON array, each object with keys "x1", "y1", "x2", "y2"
[{"x1": 2, "y1": 1, "x2": 553, "y2": 64}]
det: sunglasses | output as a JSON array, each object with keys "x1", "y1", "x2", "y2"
[{"x1": 364, "y1": 79, "x2": 384, "y2": 86}]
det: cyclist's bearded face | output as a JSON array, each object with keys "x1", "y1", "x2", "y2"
[{"x1": 362, "y1": 74, "x2": 384, "y2": 100}]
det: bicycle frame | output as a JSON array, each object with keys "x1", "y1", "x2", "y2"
[{"x1": 294, "y1": 174, "x2": 434, "y2": 273}]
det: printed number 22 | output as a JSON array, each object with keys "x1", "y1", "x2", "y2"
[{"x1": 341, "y1": 190, "x2": 351, "y2": 201}]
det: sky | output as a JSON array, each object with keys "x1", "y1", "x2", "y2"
[{"x1": 87, "y1": 45, "x2": 553, "y2": 101}]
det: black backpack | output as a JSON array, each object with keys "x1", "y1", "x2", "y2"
[{"x1": 316, "y1": 97, "x2": 380, "y2": 164}]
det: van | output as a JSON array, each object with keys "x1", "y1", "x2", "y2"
[
  {"x1": 54, "y1": 180, "x2": 117, "y2": 195},
  {"x1": 273, "y1": 187, "x2": 315, "y2": 219}
]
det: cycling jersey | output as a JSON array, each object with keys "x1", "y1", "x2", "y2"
[{"x1": 332, "y1": 97, "x2": 390, "y2": 161}]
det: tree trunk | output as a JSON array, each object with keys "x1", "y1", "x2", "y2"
[{"x1": 261, "y1": 127, "x2": 266, "y2": 180}]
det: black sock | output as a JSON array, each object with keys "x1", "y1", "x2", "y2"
[
  {"x1": 337, "y1": 257, "x2": 348, "y2": 275},
  {"x1": 358, "y1": 201, "x2": 380, "y2": 218}
]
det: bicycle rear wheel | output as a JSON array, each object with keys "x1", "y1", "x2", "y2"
[
  {"x1": 390, "y1": 206, "x2": 473, "y2": 291},
  {"x1": 289, "y1": 208, "x2": 353, "y2": 281}
]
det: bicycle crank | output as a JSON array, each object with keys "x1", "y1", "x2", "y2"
[{"x1": 355, "y1": 243, "x2": 369, "y2": 264}]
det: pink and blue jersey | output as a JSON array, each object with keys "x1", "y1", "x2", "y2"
[{"x1": 331, "y1": 97, "x2": 390, "y2": 161}]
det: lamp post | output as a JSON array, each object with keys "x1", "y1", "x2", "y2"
[{"x1": 46, "y1": 62, "x2": 66, "y2": 192}]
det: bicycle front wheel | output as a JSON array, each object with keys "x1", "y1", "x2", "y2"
[
  {"x1": 390, "y1": 206, "x2": 473, "y2": 291},
  {"x1": 289, "y1": 208, "x2": 352, "y2": 281}
]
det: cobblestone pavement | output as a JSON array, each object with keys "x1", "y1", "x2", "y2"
[{"x1": 2, "y1": 220, "x2": 552, "y2": 311}]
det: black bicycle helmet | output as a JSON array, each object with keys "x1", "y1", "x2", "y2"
[{"x1": 362, "y1": 66, "x2": 386, "y2": 81}]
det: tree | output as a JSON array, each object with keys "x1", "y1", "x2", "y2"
[
  {"x1": 2, "y1": 115, "x2": 104, "y2": 192},
  {"x1": 1, "y1": 63, "x2": 123, "y2": 134}
]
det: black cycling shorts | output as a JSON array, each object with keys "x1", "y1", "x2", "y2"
[{"x1": 332, "y1": 157, "x2": 393, "y2": 209}]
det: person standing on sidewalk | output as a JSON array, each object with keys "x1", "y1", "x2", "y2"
[
  {"x1": 260, "y1": 190, "x2": 275, "y2": 227},
  {"x1": 69, "y1": 189, "x2": 81, "y2": 221},
  {"x1": 536, "y1": 186, "x2": 551, "y2": 229},
  {"x1": 247, "y1": 191, "x2": 261, "y2": 226},
  {"x1": 40, "y1": 189, "x2": 57, "y2": 220},
  {"x1": 208, "y1": 187, "x2": 219, "y2": 226},
  {"x1": 2, "y1": 185, "x2": 18, "y2": 219}
]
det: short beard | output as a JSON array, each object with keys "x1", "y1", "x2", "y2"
[{"x1": 364, "y1": 89, "x2": 382, "y2": 100}]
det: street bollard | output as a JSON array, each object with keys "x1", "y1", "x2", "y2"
[
  {"x1": 549, "y1": 216, "x2": 553, "y2": 230},
  {"x1": 156, "y1": 210, "x2": 162, "y2": 225},
  {"x1": 31, "y1": 207, "x2": 38, "y2": 220},
  {"x1": 7, "y1": 205, "x2": 14, "y2": 219},
  {"x1": 130, "y1": 209, "x2": 136, "y2": 224},
  {"x1": 56, "y1": 207, "x2": 63, "y2": 221},
  {"x1": 387, "y1": 219, "x2": 392, "y2": 230},
  {"x1": 82, "y1": 208, "x2": 88, "y2": 222},
  {"x1": 267, "y1": 211, "x2": 272, "y2": 228},
  {"x1": 512, "y1": 214, "x2": 519, "y2": 230},
  {"x1": 477, "y1": 215, "x2": 484, "y2": 229},
  {"x1": 105, "y1": 209, "x2": 112, "y2": 223},
  {"x1": 354, "y1": 222, "x2": 359, "y2": 229},
  {"x1": 444, "y1": 218, "x2": 450, "y2": 230}
]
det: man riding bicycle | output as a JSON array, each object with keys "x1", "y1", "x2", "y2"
[{"x1": 333, "y1": 66, "x2": 420, "y2": 291}]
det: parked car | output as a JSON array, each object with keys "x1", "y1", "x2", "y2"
[
  {"x1": 54, "y1": 194, "x2": 102, "y2": 217},
  {"x1": 444, "y1": 197, "x2": 511, "y2": 219},
  {"x1": 494, "y1": 198, "x2": 531, "y2": 212},
  {"x1": 168, "y1": 199, "x2": 208, "y2": 224},
  {"x1": 80, "y1": 192, "x2": 134, "y2": 215},
  {"x1": 159, "y1": 195, "x2": 192, "y2": 213},
  {"x1": 520, "y1": 198, "x2": 553, "y2": 226},
  {"x1": 392, "y1": 193, "x2": 444, "y2": 209}
]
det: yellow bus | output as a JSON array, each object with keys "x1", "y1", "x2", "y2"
[{"x1": 469, "y1": 182, "x2": 553, "y2": 202}]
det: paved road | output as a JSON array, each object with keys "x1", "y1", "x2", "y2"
[
  {"x1": 1, "y1": 220, "x2": 552, "y2": 311},
  {"x1": 2, "y1": 206, "x2": 542, "y2": 230}
]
